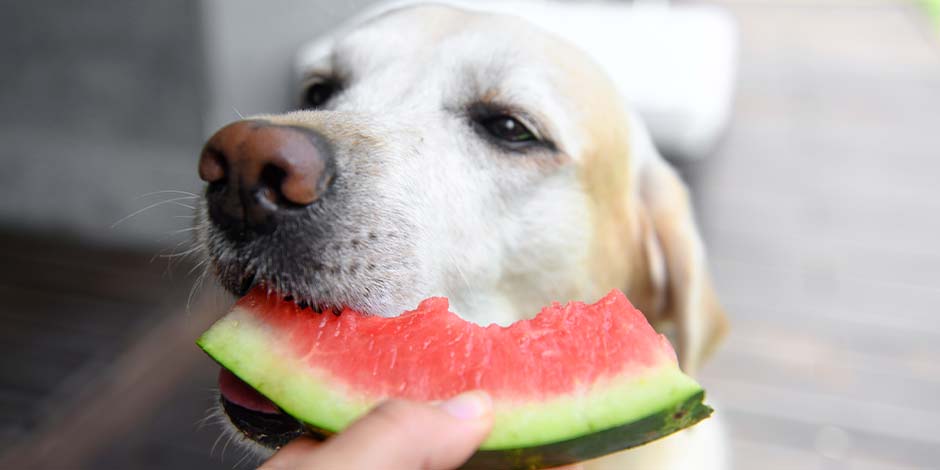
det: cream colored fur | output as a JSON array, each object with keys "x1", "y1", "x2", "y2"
[{"x1": 205, "y1": 4, "x2": 729, "y2": 468}]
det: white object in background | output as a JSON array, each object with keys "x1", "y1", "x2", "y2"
[{"x1": 297, "y1": 0, "x2": 738, "y2": 160}]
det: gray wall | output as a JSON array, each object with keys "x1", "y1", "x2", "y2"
[
  {"x1": 0, "y1": 1, "x2": 205, "y2": 247},
  {"x1": 201, "y1": 0, "x2": 381, "y2": 132},
  {"x1": 0, "y1": 0, "x2": 378, "y2": 248}
]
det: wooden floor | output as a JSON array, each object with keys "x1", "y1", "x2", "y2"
[
  {"x1": 1, "y1": 1, "x2": 939, "y2": 469},
  {"x1": 0, "y1": 232, "x2": 241, "y2": 470},
  {"x1": 687, "y1": 1, "x2": 940, "y2": 468}
]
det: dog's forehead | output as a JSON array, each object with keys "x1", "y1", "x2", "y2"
[
  {"x1": 300, "y1": 5, "x2": 618, "y2": 158},
  {"x1": 336, "y1": 6, "x2": 551, "y2": 66}
]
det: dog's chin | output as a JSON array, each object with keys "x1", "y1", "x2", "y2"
[
  {"x1": 220, "y1": 395, "x2": 304, "y2": 448},
  {"x1": 214, "y1": 368, "x2": 313, "y2": 457},
  {"x1": 213, "y1": 398, "x2": 279, "y2": 460}
]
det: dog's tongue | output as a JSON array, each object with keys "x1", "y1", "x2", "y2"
[{"x1": 218, "y1": 368, "x2": 280, "y2": 414}]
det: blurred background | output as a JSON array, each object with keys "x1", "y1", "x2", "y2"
[{"x1": 0, "y1": 0, "x2": 938, "y2": 468}]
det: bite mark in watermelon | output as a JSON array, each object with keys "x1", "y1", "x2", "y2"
[{"x1": 198, "y1": 288, "x2": 712, "y2": 469}]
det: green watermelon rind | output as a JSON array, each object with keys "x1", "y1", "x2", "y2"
[
  {"x1": 462, "y1": 390, "x2": 711, "y2": 469},
  {"x1": 198, "y1": 305, "x2": 711, "y2": 462}
]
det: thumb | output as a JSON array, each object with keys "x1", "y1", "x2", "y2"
[{"x1": 265, "y1": 391, "x2": 493, "y2": 470}]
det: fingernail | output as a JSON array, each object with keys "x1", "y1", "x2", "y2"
[{"x1": 438, "y1": 391, "x2": 491, "y2": 420}]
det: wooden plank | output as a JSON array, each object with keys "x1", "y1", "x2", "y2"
[
  {"x1": 88, "y1": 358, "x2": 250, "y2": 470},
  {"x1": 731, "y1": 439, "x2": 929, "y2": 470},
  {"x1": 0, "y1": 287, "x2": 232, "y2": 469},
  {"x1": 707, "y1": 376, "x2": 940, "y2": 445},
  {"x1": 0, "y1": 284, "x2": 162, "y2": 340},
  {"x1": 705, "y1": 329, "x2": 940, "y2": 409},
  {"x1": 717, "y1": 408, "x2": 940, "y2": 469},
  {"x1": 0, "y1": 231, "x2": 202, "y2": 306},
  {"x1": 708, "y1": 258, "x2": 940, "y2": 338},
  {"x1": 704, "y1": 229, "x2": 940, "y2": 298}
]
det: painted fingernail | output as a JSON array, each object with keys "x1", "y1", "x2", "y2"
[{"x1": 438, "y1": 391, "x2": 491, "y2": 420}]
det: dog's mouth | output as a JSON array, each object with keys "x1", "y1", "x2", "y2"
[
  {"x1": 215, "y1": 285, "x2": 357, "y2": 449},
  {"x1": 218, "y1": 368, "x2": 306, "y2": 449}
]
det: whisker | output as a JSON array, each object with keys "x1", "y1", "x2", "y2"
[
  {"x1": 195, "y1": 414, "x2": 212, "y2": 428},
  {"x1": 111, "y1": 196, "x2": 199, "y2": 228},
  {"x1": 188, "y1": 257, "x2": 209, "y2": 276},
  {"x1": 171, "y1": 226, "x2": 199, "y2": 235},
  {"x1": 187, "y1": 261, "x2": 211, "y2": 312},
  {"x1": 233, "y1": 447, "x2": 253, "y2": 468},
  {"x1": 221, "y1": 431, "x2": 235, "y2": 461},
  {"x1": 156, "y1": 238, "x2": 204, "y2": 274},
  {"x1": 197, "y1": 399, "x2": 227, "y2": 430},
  {"x1": 135, "y1": 190, "x2": 199, "y2": 199},
  {"x1": 233, "y1": 106, "x2": 245, "y2": 120},
  {"x1": 158, "y1": 245, "x2": 202, "y2": 260},
  {"x1": 210, "y1": 429, "x2": 226, "y2": 458}
]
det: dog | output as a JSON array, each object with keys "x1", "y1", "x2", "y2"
[{"x1": 196, "y1": 3, "x2": 729, "y2": 469}]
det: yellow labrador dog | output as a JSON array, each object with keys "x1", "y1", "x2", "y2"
[{"x1": 197, "y1": 4, "x2": 728, "y2": 469}]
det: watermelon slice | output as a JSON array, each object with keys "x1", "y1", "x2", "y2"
[{"x1": 198, "y1": 288, "x2": 712, "y2": 469}]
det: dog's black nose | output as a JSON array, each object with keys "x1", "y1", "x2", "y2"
[{"x1": 198, "y1": 120, "x2": 334, "y2": 239}]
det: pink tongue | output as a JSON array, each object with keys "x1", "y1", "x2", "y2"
[{"x1": 218, "y1": 368, "x2": 280, "y2": 414}]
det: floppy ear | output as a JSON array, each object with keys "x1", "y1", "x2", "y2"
[{"x1": 633, "y1": 119, "x2": 728, "y2": 374}]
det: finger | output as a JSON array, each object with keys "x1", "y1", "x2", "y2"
[
  {"x1": 257, "y1": 437, "x2": 321, "y2": 470},
  {"x1": 306, "y1": 391, "x2": 493, "y2": 470}
]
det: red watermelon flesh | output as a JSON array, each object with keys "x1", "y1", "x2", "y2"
[
  {"x1": 258, "y1": 290, "x2": 675, "y2": 400},
  {"x1": 199, "y1": 288, "x2": 711, "y2": 469}
]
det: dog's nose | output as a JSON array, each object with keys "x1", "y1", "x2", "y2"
[{"x1": 198, "y1": 120, "x2": 334, "y2": 238}]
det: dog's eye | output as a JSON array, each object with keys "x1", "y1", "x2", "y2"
[
  {"x1": 468, "y1": 103, "x2": 553, "y2": 152},
  {"x1": 302, "y1": 81, "x2": 336, "y2": 109},
  {"x1": 480, "y1": 115, "x2": 537, "y2": 145}
]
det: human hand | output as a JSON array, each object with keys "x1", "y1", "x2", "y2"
[{"x1": 258, "y1": 390, "x2": 583, "y2": 470}]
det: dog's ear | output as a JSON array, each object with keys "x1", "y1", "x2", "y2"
[{"x1": 633, "y1": 121, "x2": 728, "y2": 374}]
